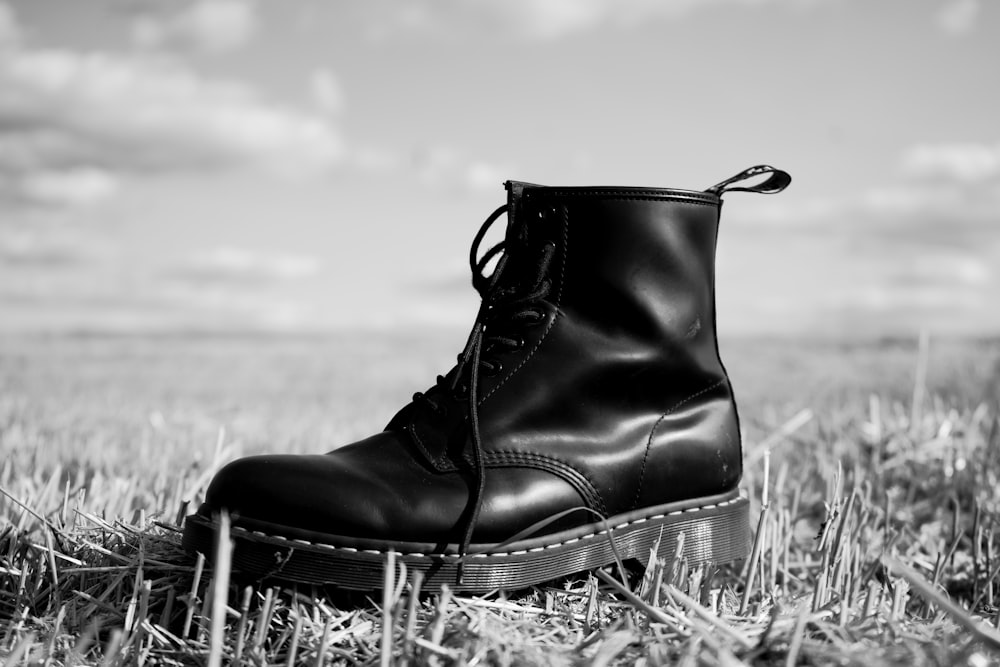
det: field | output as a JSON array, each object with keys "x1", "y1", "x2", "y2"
[{"x1": 2, "y1": 331, "x2": 1000, "y2": 665}]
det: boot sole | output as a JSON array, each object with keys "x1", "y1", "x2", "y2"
[{"x1": 182, "y1": 491, "x2": 749, "y2": 592}]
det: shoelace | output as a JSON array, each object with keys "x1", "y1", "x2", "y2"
[{"x1": 410, "y1": 203, "x2": 555, "y2": 582}]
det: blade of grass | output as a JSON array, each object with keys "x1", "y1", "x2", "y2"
[{"x1": 885, "y1": 556, "x2": 1000, "y2": 650}]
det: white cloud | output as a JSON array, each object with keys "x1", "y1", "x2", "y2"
[
  {"x1": 167, "y1": 246, "x2": 322, "y2": 284},
  {"x1": 362, "y1": 0, "x2": 839, "y2": 41},
  {"x1": 1, "y1": 49, "x2": 344, "y2": 172},
  {"x1": 734, "y1": 141, "x2": 1000, "y2": 229},
  {"x1": 310, "y1": 68, "x2": 345, "y2": 114},
  {"x1": 947, "y1": 255, "x2": 991, "y2": 286},
  {"x1": 352, "y1": 146, "x2": 404, "y2": 172},
  {"x1": 464, "y1": 161, "x2": 512, "y2": 192},
  {"x1": 901, "y1": 141, "x2": 1000, "y2": 182},
  {"x1": 344, "y1": 144, "x2": 510, "y2": 193},
  {"x1": 0, "y1": 2, "x2": 19, "y2": 49},
  {"x1": 160, "y1": 285, "x2": 323, "y2": 331},
  {"x1": 150, "y1": 261, "x2": 328, "y2": 331},
  {"x1": 728, "y1": 196, "x2": 843, "y2": 227},
  {"x1": 0, "y1": 229, "x2": 107, "y2": 266},
  {"x1": 131, "y1": 0, "x2": 258, "y2": 53},
  {"x1": 838, "y1": 284, "x2": 987, "y2": 311},
  {"x1": 720, "y1": 140, "x2": 1000, "y2": 336},
  {"x1": 0, "y1": 20, "x2": 344, "y2": 208},
  {"x1": 15, "y1": 167, "x2": 120, "y2": 207},
  {"x1": 498, "y1": 0, "x2": 611, "y2": 39},
  {"x1": 409, "y1": 146, "x2": 513, "y2": 193},
  {"x1": 935, "y1": 0, "x2": 981, "y2": 35}
]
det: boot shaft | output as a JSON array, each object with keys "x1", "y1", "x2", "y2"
[
  {"x1": 508, "y1": 183, "x2": 726, "y2": 382},
  {"x1": 471, "y1": 184, "x2": 737, "y2": 515},
  {"x1": 403, "y1": 182, "x2": 744, "y2": 521}
]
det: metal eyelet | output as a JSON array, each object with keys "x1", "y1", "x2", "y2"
[
  {"x1": 525, "y1": 309, "x2": 545, "y2": 325},
  {"x1": 483, "y1": 360, "x2": 504, "y2": 377}
]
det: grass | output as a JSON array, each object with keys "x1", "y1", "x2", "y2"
[{"x1": 2, "y1": 330, "x2": 1000, "y2": 665}]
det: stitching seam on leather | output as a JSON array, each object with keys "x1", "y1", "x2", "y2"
[
  {"x1": 486, "y1": 450, "x2": 607, "y2": 517},
  {"x1": 543, "y1": 192, "x2": 717, "y2": 206},
  {"x1": 631, "y1": 378, "x2": 727, "y2": 510},
  {"x1": 479, "y1": 203, "x2": 569, "y2": 405},
  {"x1": 407, "y1": 424, "x2": 444, "y2": 471},
  {"x1": 222, "y1": 496, "x2": 741, "y2": 558}
]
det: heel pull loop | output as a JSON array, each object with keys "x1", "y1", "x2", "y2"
[{"x1": 706, "y1": 165, "x2": 791, "y2": 196}]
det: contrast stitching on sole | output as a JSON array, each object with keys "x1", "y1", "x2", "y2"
[{"x1": 208, "y1": 496, "x2": 741, "y2": 560}]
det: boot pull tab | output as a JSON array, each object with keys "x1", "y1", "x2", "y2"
[{"x1": 705, "y1": 165, "x2": 791, "y2": 196}]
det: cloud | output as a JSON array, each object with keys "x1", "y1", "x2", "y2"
[
  {"x1": 0, "y1": 49, "x2": 344, "y2": 173},
  {"x1": 409, "y1": 146, "x2": 513, "y2": 193},
  {"x1": 130, "y1": 0, "x2": 258, "y2": 53},
  {"x1": 718, "y1": 139, "x2": 1000, "y2": 335},
  {"x1": 361, "y1": 0, "x2": 843, "y2": 41},
  {"x1": 178, "y1": 289, "x2": 318, "y2": 329},
  {"x1": 925, "y1": 255, "x2": 991, "y2": 287},
  {"x1": 0, "y1": 241, "x2": 324, "y2": 332},
  {"x1": 901, "y1": 141, "x2": 1000, "y2": 183},
  {"x1": 0, "y1": 2, "x2": 19, "y2": 48},
  {"x1": 0, "y1": 167, "x2": 120, "y2": 208},
  {"x1": 310, "y1": 68, "x2": 345, "y2": 115},
  {"x1": 351, "y1": 146, "x2": 404, "y2": 173},
  {"x1": 935, "y1": 0, "x2": 981, "y2": 35},
  {"x1": 361, "y1": 0, "x2": 985, "y2": 43},
  {"x1": 735, "y1": 140, "x2": 1000, "y2": 231},
  {"x1": 346, "y1": 143, "x2": 512, "y2": 193},
  {"x1": 491, "y1": 0, "x2": 613, "y2": 40},
  {"x1": 464, "y1": 161, "x2": 511, "y2": 192},
  {"x1": 164, "y1": 246, "x2": 322, "y2": 285},
  {"x1": 0, "y1": 3, "x2": 343, "y2": 209},
  {"x1": 0, "y1": 230, "x2": 101, "y2": 267}
]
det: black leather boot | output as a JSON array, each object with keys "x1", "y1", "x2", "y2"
[{"x1": 183, "y1": 165, "x2": 791, "y2": 592}]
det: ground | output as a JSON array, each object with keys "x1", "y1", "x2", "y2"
[{"x1": 2, "y1": 331, "x2": 1000, "y2": 665}]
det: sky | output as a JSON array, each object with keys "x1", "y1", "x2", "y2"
[{"x1": 1, "y1": 0, "x2": 998, "y2": 338}]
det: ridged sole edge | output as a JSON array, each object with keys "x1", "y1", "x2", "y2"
[{"x1": 182, "y1": 495, "x2": 750, "y2": 592}]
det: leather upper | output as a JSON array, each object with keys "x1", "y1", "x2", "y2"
[{"x1": 205, "y1": 183, "x2": 743, "y2": 546}]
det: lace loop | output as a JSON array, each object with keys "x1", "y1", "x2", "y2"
[
  {"x1": 469, "y1": 204, "x2": 509, "y2": 295},
  {"x1": 407, "y1": 201, "x2": 556, "y2": 583}
]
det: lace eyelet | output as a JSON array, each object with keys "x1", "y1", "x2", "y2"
[
  {"x1": 483, "y1": 361, "x2": 504, "y2": 377},
  {"x1": 525, "y1": 309, "x2": 546, "y2": 325}
]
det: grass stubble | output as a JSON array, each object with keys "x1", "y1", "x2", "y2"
[{"x1": 2, "y1": 334, "x2": 1000, "y2": 665}]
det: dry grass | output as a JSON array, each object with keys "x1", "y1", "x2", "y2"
[{"x1": 2, "y1": 332, "x2": 1000, "y2": 665}]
